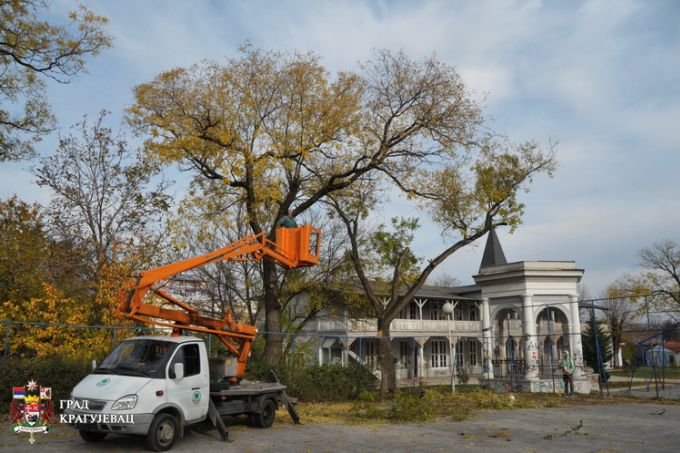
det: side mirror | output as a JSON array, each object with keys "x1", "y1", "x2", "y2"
[{"x1": 173, "y1": 363, "x2": 184, "y2": 380}]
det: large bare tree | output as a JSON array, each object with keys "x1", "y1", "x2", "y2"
[
  {"x1": 127, "y1": 47, "x2": 514, "y2": 365},
  {"x1": 329, "y1": 137, "x2": 555, "y2": 393},
  {"x1": 33, "y1": 110, "x2": 171, "y2": 318},
  {"x1": 639, "y1": 240, "x2": 680, "y2": 312}
]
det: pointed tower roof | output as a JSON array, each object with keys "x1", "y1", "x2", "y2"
[{"x1": 480, "y1": 228, "x2": 507, "y2": 269}]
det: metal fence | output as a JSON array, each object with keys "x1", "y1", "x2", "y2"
[
  {"x1": 627, "y1": 322, "x2": 680, "y2": 399},
  {"x1": 3, "y1": 319, "x2": 680, "y2": 398}
]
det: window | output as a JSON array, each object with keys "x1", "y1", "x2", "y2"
[
  {"x1": 469, "y1": 341, "x2": 477, "y2": 366},
  {"x1": 455, "y1": 342, "x2": 464, "y2": 367},
  {"x1": 400, "y1": 303, "x2": 418, "y2": 320},
  {"x1": 98, "y1": 339, "x2": 175, "y2": 379},
  {"x1": 400, "y1": 340, "x2": 411, "y2": 368},
  {"x1": 430, "y1": 339, "x2": 448, "y2": 368},
  {"x1": 430, "y1": 302, "x2": 445, "y2": 320},
  {"x1": 454, "y1": 304, "x2": 462, "y2": 321},
  {"x1": 365, "y1": 341, "x2": 378, "y2": 370},
  {"x1": 170, "y1": 344, "x2": 201, "y2": 377},
  {"x1": 469, "y1": 306, "x2": 478, "y2": 321}
]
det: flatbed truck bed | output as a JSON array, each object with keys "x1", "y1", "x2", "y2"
[{"x1": 205, "y1": 378, "x2": 299, "y2": 441}]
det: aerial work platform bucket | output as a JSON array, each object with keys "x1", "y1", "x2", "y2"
[{"x1": 274, "y1": 224, "x2": 321, "y2": 267}]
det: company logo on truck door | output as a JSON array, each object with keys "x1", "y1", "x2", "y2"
[
  {"x1": 9, "y1": 379, "x2": 54, "y2": 444},
  {"x1": 192, "y1": 390, "x2": 201, "y2": 404}
]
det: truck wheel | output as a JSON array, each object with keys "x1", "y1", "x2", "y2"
[
  {"x1": 253, "y1": 398, "x2": 276, "y2": 428},
  {"x1": 79, "y1": 430, "x2": 107, "y2": 442},
  {"x1": 145, "y1": 413, "x2": 178, "y2": 452}
]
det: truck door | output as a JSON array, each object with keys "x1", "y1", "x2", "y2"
[{"x1": 166, "y1": 343, "x2": 209, "y2": 423}]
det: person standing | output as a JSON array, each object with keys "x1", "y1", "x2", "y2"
[
  {"x1": 560, "y1": 351, "x2": 575, "y2": 396},
  {"x1": 276, "y1": 209, "x2": 298, "y2": 228}
]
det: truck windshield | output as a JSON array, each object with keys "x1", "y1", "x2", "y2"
[{"x1": 95, "y1": 339, "x2": 177, "y2": 379}]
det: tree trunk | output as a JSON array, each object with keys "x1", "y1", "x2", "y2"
[
  {"x1": 262, "y1": 260, "x2": 283, "y2": 365},
  {"x1": 377, "y1": 318, "x2": 396, "y2": 395}
]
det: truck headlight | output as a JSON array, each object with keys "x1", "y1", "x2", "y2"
[{"x1": 111, "y1": 394, "x2": 137, "y2": 410}]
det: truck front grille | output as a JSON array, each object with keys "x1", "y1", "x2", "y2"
[{"x1": 75, "y1": 398, "x2": 107, "y2": 412}]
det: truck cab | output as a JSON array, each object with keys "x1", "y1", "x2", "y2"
[
  {"x1": 67, "y1": 336, "x2": 208, "y2": 450},
  {"x1": 67, "y1": 335, "x2": 288, "y2": 451}
]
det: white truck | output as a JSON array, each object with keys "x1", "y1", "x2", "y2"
[
  {"x1": 65, "y1": 225, "x2": 319, "y2": 450},
  {"x1": 66, "y1": 335, "x2": 296, "y2": 451}
]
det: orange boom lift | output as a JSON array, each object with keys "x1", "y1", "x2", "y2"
[{"x1": 118, "y1": 225, "x2": 321, "y2": 381}]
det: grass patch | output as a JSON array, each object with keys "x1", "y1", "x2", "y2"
[
  {"x1": 277, "y1": 388, "x2": 680, "y2": 426},
  {"x1": 280, "y1": 388, "x2": 569, "y2": 425}
]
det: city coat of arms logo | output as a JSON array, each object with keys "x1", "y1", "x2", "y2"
[{"x1": 9, "y1": 379, "x2": 54, "y2": 444}]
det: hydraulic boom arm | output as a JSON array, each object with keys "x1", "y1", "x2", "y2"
[{"x1": 118, "y1": 225, "x2": 321, "y2": 381}]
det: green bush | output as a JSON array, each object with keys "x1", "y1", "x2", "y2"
[
  {"x1": 245, "y1": 361, "x2": 378, "y2": 402},
  {"x1": 0, "y1": 356, "x2": 92, "y2": 404}
]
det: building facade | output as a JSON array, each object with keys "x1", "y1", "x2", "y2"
[{"x1": 306, "y1": 229, "x2": 591, "y2": 393}]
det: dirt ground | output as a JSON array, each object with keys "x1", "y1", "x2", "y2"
[{"x1": 1, "y1": 402, "x2": 678, "y2": 452}]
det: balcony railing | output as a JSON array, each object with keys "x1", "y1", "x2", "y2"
[
  {"x1": 315, "y1": 318, "x2": 482, "y2": 334},
  {"x1": 499, "y1": 319, "x2": 523, "y2": 336},
  {"x1": 536, "y1": 320, "x2": 568, "y2": 335},
  {"x1": 391, "y1": 319, "x2": 481, "y2": 332}
]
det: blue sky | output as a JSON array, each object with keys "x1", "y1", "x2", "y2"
[{"x1": 2, "y1": 0, "x2": 679, "y2": 296}]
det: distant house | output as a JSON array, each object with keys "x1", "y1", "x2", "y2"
[{"x1": 645, "y1": 342, "x2": 680, "y2": 367}]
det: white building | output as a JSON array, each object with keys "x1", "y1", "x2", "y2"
[{"x1": 305, "y1": 229, "x2": 591, "y2": 393}]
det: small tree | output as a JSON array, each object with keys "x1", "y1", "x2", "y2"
[{"x1": 582, "y1": 316, "x2": 613, "y2": 375}]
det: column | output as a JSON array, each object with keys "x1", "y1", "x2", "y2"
[
  {"x1": 415, "y1": 337, "x2": 428, "y2": 381},
  {"x1": 522, "y1": 294, "x2": 539, "y2": 380},
  {"x1": 569, "y1": 294, "x2": 584, "y2": 378},
  {"x1": 481, "y1": 297, "x2": 494, "y2": 379}
]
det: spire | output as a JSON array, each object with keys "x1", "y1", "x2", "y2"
[{"x1": 480, "y1": 228, "x2": 507, "y2": 269}]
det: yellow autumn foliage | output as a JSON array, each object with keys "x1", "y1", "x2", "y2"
[{"x1": 0, "y1": 283, "x2": 111, "y2": 359}]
